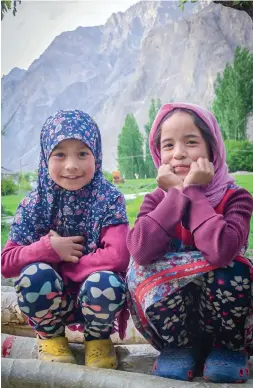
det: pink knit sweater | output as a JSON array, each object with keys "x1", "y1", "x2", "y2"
[{"x1": 2, "y1": 224, "x2": 130, "y2": 284}]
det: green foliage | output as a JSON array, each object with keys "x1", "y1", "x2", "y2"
[
  {"x1": 103, "y1": 170, "x2": 113, "y2": 183},
  {"x1": 212, "y1": 47, "x2": 253, "y2": 140},
  {"x1": 1, "y1": 176, "x2": 18, "y2": 196},
  {"x1": 117, "y1": 114, "x2": 145, "y2": 179},
  {"x1": 1, "y1": 219, "x2": 9, "y2": 248},
  {"x1": 18, "y1": 172, "x2": 32, "y2": 192},
  {"x1": 1, "y1": 0, "x2": 21, "y2": 20},
  {"x1": 225, "y1": 140, "x2": 253, "y2": 172},
  {"x1": 178, "y1": 0, "x2": 198, "y2": 11},
  {"x1": 144, "y1": 98, "x2": 162, "y2": 178},
  {"x1": 179, "y1": 0, "x2": 253, "y2": 18}
]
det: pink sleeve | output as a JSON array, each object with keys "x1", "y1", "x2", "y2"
[
  {"x1": 61, "y1": 224, "x2": 130, "y2": 283},
  {"x1": 184, "y1": 186, "x2": 253, "y2": 266},
  {"x1": 126, "y1": 187, "x2": 190, "y2": 265},
  {"x1": 1, "y1": 236, "x2": 61, "y2": 279}
]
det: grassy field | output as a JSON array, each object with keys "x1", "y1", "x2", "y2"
[
  {"x1": 2, "y1": 194, "x2": 25, "y2": 216},
  {"x1": 1, "y1": 224, "x2": 9, "y2": 248},
  {"x1": 117, "y1": 178, "x2": 156, "y2": 194},
  {"x1": 1, "y1": 175, "x2": 253, "y2": 249}
]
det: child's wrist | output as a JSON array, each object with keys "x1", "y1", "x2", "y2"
[{"x1": 173, "y1": 185, "x2": 183, "y2": 192}]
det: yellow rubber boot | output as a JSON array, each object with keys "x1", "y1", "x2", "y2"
[
  {"x1": 38, "y1": 336, "x2": 76, "y2": 364},
  {"x1": 85, "y1": 338, "x2": 118, "y2": 369}
]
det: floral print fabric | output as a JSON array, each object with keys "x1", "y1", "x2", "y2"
[
  {"x1": 9, "y1": 110, "x2": 128, "y2": 253},
  {"x1": 127, "y1": 187, "x2": 253, "y2": 355}
]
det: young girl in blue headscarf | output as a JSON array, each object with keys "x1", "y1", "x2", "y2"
[{"x1": 2, "y1": 110, "x2": 130, "y2": 368}]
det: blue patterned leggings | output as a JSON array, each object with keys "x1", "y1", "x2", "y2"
[
  {"x1": 14, "y1": 263, "x2": 126, "y2": 341},
  {"x1": 146, "y1": 261, "x2": 251, "y2": 351}
]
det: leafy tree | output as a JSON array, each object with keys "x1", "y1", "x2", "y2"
[
  {"x1": 1, "y1": 176, "x2": 18, "y2": 196},
  {"x1": 117, "y1": 114, "x2": 145, "y2": 179},
  {"x1": 225, "y1": 140, "x2": 253, "y2": 172},
  {"x1": 18, "y1": 172, "x2": 32, "y2": 192},
  {"x1": 178, "y1": 0, "x2": 253, "y2": 19},
  {"x1": 1, "y1": 0, "x2": 21, "y2": 20},
  {"x1": 144, "y1": 98, "x2": 162, "y2": 178},
  {"x1": 212, "y1": 47, "x2": 253, "y2": 140}
]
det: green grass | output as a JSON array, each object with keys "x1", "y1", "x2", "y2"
[
  {"x1": 2, "y1": 194, "x2": 24, "y2": 216},
  {"x1": 117, "y1": 178, "x2": 156, "y2": 194},
  {"x1": 126, "y1": 196, "x2": 144, "y2": 226},
  {"x1": 234, "y1": 176, "x2": 253, "y2": 250},
  {"x1": 234, "y1": 175, "x2": 253, "y2": 196},
  {"x1": 1, "y1": 175, "x2": 253, "y2": 250},
  {"x1": 1, "y1": 223, "x2": 9, "y2": 248}
]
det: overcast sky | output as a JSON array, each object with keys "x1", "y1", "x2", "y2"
[{"x1": 1, "y1": 0, "x2": 139, "y2": 75}]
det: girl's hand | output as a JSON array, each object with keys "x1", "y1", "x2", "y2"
[
  {"x1": 156, "y1": 164, "x2": 183, "y2": 192},
  {"x1": 183, "y1": 158, "x2": 214, "y2": 187},
  {"x1": 49, "y1": 230, "x2": 84, "y2": 263}
]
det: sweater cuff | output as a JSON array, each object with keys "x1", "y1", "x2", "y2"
[
  {"x1": 40, "y1": 235, "x2": 62, "y2": 263},
  {"x1": 183, "y1": 186, "x2": 217, "y2": 232}
]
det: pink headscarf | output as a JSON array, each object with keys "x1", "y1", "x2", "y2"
[{"x1": 149, "y1": 102, "x2": 235, "y2": 208}]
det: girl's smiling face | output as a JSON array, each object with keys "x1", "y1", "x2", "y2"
[
  {"x1": 48, "y1": 139, "x2": 95, "y2": 190},
  {"x1": 160, "y1": 111, "x2": 210, "y2": 180}
]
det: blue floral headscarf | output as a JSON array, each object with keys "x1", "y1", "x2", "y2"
[{"x1": 10, "y1": 110, "x2": 128, "y2": 254}]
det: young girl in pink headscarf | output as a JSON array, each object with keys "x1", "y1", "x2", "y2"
[{"x1": 126, "y1": 103, "x2": 253, "y2": 383}]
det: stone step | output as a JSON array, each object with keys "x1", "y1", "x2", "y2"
[{"x1": 2, "y1": 334, "x2": 253, "y2": 387}]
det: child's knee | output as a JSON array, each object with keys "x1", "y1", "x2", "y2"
[
  {"x1": 79, "y1": 271, "x2": 126, "y2": 304},
  {"x1": 15, "y1": 262, "x2": 63, "y2": 292}
]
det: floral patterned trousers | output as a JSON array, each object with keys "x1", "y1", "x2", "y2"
[{"x1": 146, "y1": 261, "x2": 251, "y2": 351}]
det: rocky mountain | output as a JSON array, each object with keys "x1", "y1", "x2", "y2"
[{"x1": 1, "y1": 1, "x2": 253, "y2": 172}]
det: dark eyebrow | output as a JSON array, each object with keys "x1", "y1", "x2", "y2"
[
  {"x1": 184, "y1": 134, "x2": 200, "y2": 139},
  {"x1": 52, "y1": 144, "x2": 63, "y2": 151}
]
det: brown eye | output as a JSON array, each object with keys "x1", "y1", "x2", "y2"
[
  {"x1": 187, "y1": 141, "x2": 198, "y2": 145},
  {"x1": 163, "y1": 143, "x2": 173, "y2": 149},
  {"x1": 53, "y1": 152, "x2": 65, "y2": 158},
  {"x1": 79, "y1": 151, "x2": 89, "y2": 157}
]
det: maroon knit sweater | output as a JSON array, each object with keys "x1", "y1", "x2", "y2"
[{"x1": 127, "y1": 186, "x2": 253, "y2": 267}]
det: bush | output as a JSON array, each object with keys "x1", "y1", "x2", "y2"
[
  {"x1": 225, "y1": 140, "x2": 253, "y2": 173},
  {"x1": 18, "y1": 172, "x2": 32, "y2": 192},
  {"x1": 103, "y1": 170, "x2": 113, "y2": 183},
  {"x1": 1, "y1": 177, "x2": 18, "y2": 196},
  {"x1": 1, "y1": 218, "x2": 10, "y2": 247}
]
